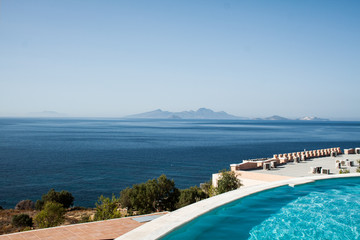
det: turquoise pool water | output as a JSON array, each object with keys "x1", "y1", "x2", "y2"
[{"x1": 162, "y1": 177, "x2": 360, "y2": 240}]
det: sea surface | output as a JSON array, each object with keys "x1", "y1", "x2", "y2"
[{"x1": 1, "y1": 118, "x2": 360, "y2": 209}]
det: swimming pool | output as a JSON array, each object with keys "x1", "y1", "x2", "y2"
[{"x1": 161, "y1": 177, "x2": 360, "y2": 239}]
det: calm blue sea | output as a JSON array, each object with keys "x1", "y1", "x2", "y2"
[{"x1": 1, "y1": 118, "x2": 360, "y2": 209}]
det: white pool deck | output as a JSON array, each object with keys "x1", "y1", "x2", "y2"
[{"x1": 116, "y1": 154, "x2": 360, "y2": 240}]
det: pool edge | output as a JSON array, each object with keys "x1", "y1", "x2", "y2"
[{"x1": 115, "y1": 173, "x2": 360, "y2": 240}]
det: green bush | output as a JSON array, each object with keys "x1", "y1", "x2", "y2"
[
  {"x1": 35, "y1": 200, "x2": 44, "y2": 210},
  {"x1": 176, "y1": 186, "x2": 208, "y2": 209},
  {"x1": 94, "y1": 195, "x2": 121, "y2": 221},
  {"x1": 79, "y1": 215, "x2": 92, "y2": 223},
  {"x1": 357, "y1": 167, "x2": 360, "y2": 173},
  {"x1": 119, "y1": 174, "x2": 180, "y2": 214},
  {"x1": 12, "y1": 214, "x2": 33, "y2": 227},
  {"x1": 200, "y1": 180, "x2": 217, "y2": 197},
  {"x1": 36, "y1": 189, "x2": 74, "y2": 210},
  {"x1": 34, "y1": 202, "x2": 65, "y2": 228},
  {"x1": 216, "y1": 169, "x2": 242, "y2": 194},
  {"x1": 339, "y1": 169, "x2": 350, "y2": 174}
]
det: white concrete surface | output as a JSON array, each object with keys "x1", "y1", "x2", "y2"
[
  {"x1": 115, "y1": 173, "x2": 360, "y2": 240},
  {"x1": 251, "y1": 154, "x2": 360, "y2": 177}
]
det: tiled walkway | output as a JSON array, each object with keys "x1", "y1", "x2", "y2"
[{"x1": 0, "y1": 213, "x2": 167, "y2": 240}]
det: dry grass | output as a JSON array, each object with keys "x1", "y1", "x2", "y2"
[{"x1": 0, "y1": 208, "x2": 96, "y2": 235}]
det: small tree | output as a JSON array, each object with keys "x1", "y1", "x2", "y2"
[
  {"x1": 94, "y1": 195, "x2": 121, "y2": 221},
  {"x1": 119, "y1": 174, "x2": 180, "y2": 214},
  {"x1": 35, "y1": 200, "x2": 44, "y2": 210},
  {"x1": 34, "y1": 202, "x2": 65, "y2": 228},
  {"x1": 12, "y1": 214, "x2": 33, "y2": 227},
  {"x1": 176, "y1": 186, "x2": 208, "y2": 209},
  {"x1": 36, "y1": 189, "x2": 74, "y2": 210},
  {"x1": 119, "y1": 187, "x2": 132, "y2": 212},
  {"x1": 156, "y1": 175, "x2": 180, "y2": 211},
  {"x1": 42, "y1": 189, "x2": 74, "y2": 208},
  {"x1": 216, "y1": 169, "x2": 242, "y2": 194}
]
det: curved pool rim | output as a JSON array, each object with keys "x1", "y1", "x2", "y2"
[{"x1": 116, "y1": 173, "x2": 360, "y2": 240}]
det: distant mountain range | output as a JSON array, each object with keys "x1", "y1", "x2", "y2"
[
  {"x1": 125, "y1": 109, "x2": 329, "y2": 121},
  {"x1": 125, "y1": 108, "x2": 242, "y2": 120}
]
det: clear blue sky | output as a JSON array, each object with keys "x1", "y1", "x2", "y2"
[{"x1": 1, "y1": 0, "x2": 359, "y2": 119}]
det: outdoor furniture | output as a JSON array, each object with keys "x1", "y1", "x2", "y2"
[
  {"x1": 263, "y1": 163, "x2": 271, "y2": 170},
  {"x1": 347, "y1": 161, "x2": 354, "y2": 167},
  {"x1": 356, "y1": 148, "x2": 360, "y2": 154},
  {"x1": 316, "y1": 167, "x2": 322, "y2": 174},
  {"x1": 322, "y1": 169, "x2": 330, "y2": 174},
  {"x1": 335, "y1": 162, "x2": 341, "y2": 169},
  {"x1": 270, "y1": 161, "x2": 277, "y2": 168},
  {"x1": 309, "y1": 167, "x2": 316, "y2": 174}
]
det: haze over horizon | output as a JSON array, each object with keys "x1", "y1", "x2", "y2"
[{"x1": 1, "y1": 1, "x2": 360, "y2": 120}]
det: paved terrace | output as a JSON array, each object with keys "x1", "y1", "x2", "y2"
[
  {"x1": 236, "y1": 154, "x2": 360, "y2": 187},
  {"x1": 0, "y1": 212, "x2": 167, "y2": 240}
]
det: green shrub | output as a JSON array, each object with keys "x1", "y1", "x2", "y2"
[
  {"x1": 22, "y1": 226, "x2": 32, "y2": 232},
  {"x1": 35, "y1": 200, "x2": 44, "y2": 210},
  {"x1": 94, "y1": 195, "x2": 121, "y2": 221},
  {"x1": 36, "y1": 189, "x2": 74, "y2": 210},
  {"x1": 339, "y1": 169, "x2": 350, "y2": 174},
  {"x1": 119, "y1": 174, "x2": 180, "y2": 214},
  {"x1": 216, "y1": 169, "x2": 242, "y2": 195},
  {"x1": 176, "y1": 186, "x2": 208, "y2": 209},
  {"x1": 34, "y1": 202, "x2": 65, "y2": 228},
  {"x1": 79, "y1": 215, "x2": 92, "y2": 223},
  {"x1": 12, "y1": 214, "x2": 33, "y2": 227},
  {"x1": 200, "y1": 180, "x2": 217, "y2": 197},
  {"x1": 356, "y1": 167, "x2": 360, "y2": 173}
]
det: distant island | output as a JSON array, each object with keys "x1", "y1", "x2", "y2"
[
  {"x1": 125, "y1": 108, "x2": 329, "y2": 121},
  {"x1": 254, "y1": 115, "x2": 329, "y2": 121},
  {"x1": 125, "y1": 108, "x2": 241, "y2": 120}
]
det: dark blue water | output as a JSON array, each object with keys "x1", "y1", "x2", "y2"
[{"x1": 1, "y1": 118, "x2": 359, "y2": 209}]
